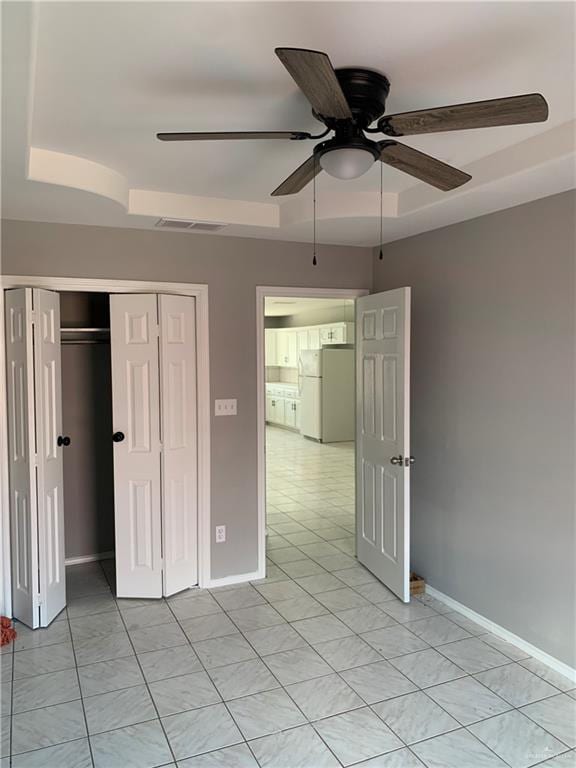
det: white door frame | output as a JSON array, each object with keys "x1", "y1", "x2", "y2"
[
  {"x1": 256, "y1": 285, "x2": 368, "y2": 579},
  {"x1": 0, "y1": 275, "x2": 211, "y2": 615}
]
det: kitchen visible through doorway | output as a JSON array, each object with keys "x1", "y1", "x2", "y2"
[{"x1": 264, "y1": 296, "x2": 357, "y2": 571}]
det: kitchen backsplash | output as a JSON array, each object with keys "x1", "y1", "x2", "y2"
[{"x1": 266, "y1": 366, "x2": 298, "y2": 384}]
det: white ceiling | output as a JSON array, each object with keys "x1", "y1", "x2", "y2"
[
  {"x1": 2, "y1": 1, "x2": 575, "y2": 246},
  {"x1": 265, "y1": 297, "x2": 355, "y2": 316}
]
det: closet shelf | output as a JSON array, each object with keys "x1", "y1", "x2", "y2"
[{"x1": 60, "y1": 327, "x2": 110, "y2": 333}]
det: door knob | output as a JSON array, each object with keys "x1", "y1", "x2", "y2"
[
  {"x1": 390, "y1": 455, "x2": 403, "y2": 465},
  {"x1": 112, "y1": 431, "x2": 125, "y2": 443},
  {"x1": 405, "y1": 456, "x2": 415, "y2": 467},
  {"x1": 57, "y1": 435, "x2": 71, "y2": 447}
]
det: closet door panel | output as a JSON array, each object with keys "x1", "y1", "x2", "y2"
[
  {"x1": 110, "y1": 294, "x2": 162, "y2": 598},
  {"x1": 159, "y1": 295, "x2": 197, "y2": 596},
  {"x1": 5, "y1": 289, "x2": 40, "y2": 628},
  {"x1": 34, "y1": 289, "x2": 66, "y2": 625}
]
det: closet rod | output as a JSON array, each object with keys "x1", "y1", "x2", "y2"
[{"x1": 61, "y1": 339, "x2": 109, "y2": 345}]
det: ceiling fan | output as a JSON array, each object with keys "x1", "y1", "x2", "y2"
[{"x1": 157, "y1": 48, "x2": 549, "y2": 196}]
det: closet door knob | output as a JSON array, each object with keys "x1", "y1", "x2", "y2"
[
  {"x1": 112, "y1": 431, "x2": 125, "y2": 443},
  {"x1": 57, "y1": 435, "x2": 71, "y2": 447}
]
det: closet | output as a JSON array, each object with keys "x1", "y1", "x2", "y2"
[{"x1": 5, "y1": 288, "x2": 198, "y2": 629}]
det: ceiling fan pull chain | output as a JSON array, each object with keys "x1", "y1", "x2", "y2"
[
  {"x1": 379, "y1": 161, "x2": 383, "y2": 260},
  {"x1": 312, "y1": 156, "x2": 318, "y2": 266}
]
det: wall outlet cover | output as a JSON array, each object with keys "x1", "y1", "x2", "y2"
[{"x1": 215, "y1": 525, "x2": 226, "y2": 543}]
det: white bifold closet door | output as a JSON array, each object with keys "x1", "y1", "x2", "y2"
[
  {"x1": 158, "y1": 295, "x2": 198, "y2": 597},
  {"x1": 5, "y1": 288, "x2": 66, "y2": 628},
  {"x1": 356, "y1": 288, "x2": 411, "y2": 603},
  {"x1": 110, "y1": 294, "x2": 197, "y2": 598}
]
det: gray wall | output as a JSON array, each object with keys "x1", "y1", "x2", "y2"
[
  {"x1": 60, "y1": 292, "x2": 115, "y2": 560},
  {"x1": 61, "y1": 343, "x2": 115, "y2": 559},
  {"x1": 1, "y1": 220, "x2": 373, "y2": 580},
  {"x1": 374, "y1": 191, "x2": 576, "y2": 666}
]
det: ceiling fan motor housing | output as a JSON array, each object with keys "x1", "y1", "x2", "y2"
[{"x1": 313, "y1": 67, "x2": 391, "y2": 129}]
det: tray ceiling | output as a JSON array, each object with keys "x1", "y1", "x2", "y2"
[{"x1": 2, "y1": 1, "x2": 575, "y2": 246}]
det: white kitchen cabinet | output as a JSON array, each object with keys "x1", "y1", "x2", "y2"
[
  {"x1": 297, "y1": 330, "x2": 309, "y2": 362},
  {"x1": 269, "y1": 323, "x2": 353, "y2": 368},
  {"x1": 319, "y1": 323, "x2": 353, "y2": 345},
  {"x1": 266, "y1": 395, "x2": 286, "y2": 424},
  {"x1": 294, "y1": 398, "x2": 301, "y2": 429},
  {"x1": 265, "y1": 385, "x2": 300, "y2": 430},
  {"x1": 265, "y1": 328, "x2": 277, "y2": 366},
  {"x1": 284, "y1": 398, "x2": 300, "y2": 429},
  {"x1": 276, "y1": 330, "x2": 288, "y2": 366},
  {"x1": 308, "y1": 327, "x2": 321, "y2": 350},
  {"x1": 276, "y1": 329, "x2": 298, "y2": 367},
  {"x1": 286, "y1": 331, "x2": 298, "y2": 366}
]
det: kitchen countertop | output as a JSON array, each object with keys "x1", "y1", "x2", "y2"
[{"x1": 266, "y1": 382, "x2": 299, "y2": 395}]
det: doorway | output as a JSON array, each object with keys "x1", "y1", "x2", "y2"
[
  {"x1": 256, "y1": 287, "x2": 368, "y2": 581},
  {"x1": 256, "y1": 285, "x2": 413, "y2": 603}
]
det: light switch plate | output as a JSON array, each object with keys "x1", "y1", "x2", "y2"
[{"x1": 215, "y1": 399, "x2": 237, "y2": 416}]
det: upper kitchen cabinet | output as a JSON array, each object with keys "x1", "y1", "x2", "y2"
[
  {"x1": 266, "y1": 323, "x2": 354, "y2": 368},
  {"x1": 265, "y1": 328, "x2": 278, "y2": 366},
  {"x1": 276, "y1": 329, "x2": 298, "y2": 367},
  {"x1": 320, "y1": 323, "x2": 353, "y2": 345}
]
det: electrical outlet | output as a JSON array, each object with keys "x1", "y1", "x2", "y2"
[
  {"x1": 215, "y1": 525, "x2": 226, "y2": 543},
  {"x1": 215, "y1": 399, "x2": 237, "y2": 416}
]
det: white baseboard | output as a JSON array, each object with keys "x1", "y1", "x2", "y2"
[
  {"x1": 207, "y1": 569, "x2": 263, "y2": 589},
  {"x1": 65, "y1": 551, "x2": 114, "y2": 566},
  {"x1": 426, "y1": 584, "x2": 576, "y2": 685}
]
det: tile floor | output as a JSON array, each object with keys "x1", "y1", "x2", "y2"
[{"x1": 0, "y1": 426, "x2": 574, "y2": 767}]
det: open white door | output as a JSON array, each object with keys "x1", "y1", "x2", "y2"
[
  {"x1": 110, "y1": 294, "x2": 162, "y2": 598},
  {"x1": 5, "y1": 289, "x2": 40, "y2": 627},
  {"x1": 35, "y1": 289, "x2": 66, "y2": 625},
  {"x1": 159, "y1": 295, "x2": 198, "y2": 596},
  {"x1": 356, "y1": 288, "x2": 411, "y2": 602},
  {"x1": 5, "y1": 288, "x2": 66, "y2": 628}
]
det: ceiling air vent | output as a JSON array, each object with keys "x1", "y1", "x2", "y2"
[{"x1": 155, "y1": 218, "x2": 227, "y2": 232}]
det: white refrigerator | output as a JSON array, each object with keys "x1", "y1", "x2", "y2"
[{"x1": 299, "y1": 348, "x2": 355, "y2": 442}]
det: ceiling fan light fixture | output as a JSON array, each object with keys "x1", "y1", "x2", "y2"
[
  {"x1": 319, "y1": 147, "x2": 376, "y2": 179},
  {"x1": 315, "y1": 136, "x2": 381, "y2": 181}
]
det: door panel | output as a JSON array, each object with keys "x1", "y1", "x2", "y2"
[
  {"x1": 110, "y1": 294, "x2": 162, "y2": 598},
  {"x1": 356, "y1": 288, "x2": 411, "y2": 602},
  {"x1": 5, "y1": 289, "x2": 39, "y2": 627},
  {"x1": 159, "y1": 294, "x2": 197, "y2": 596},
  {"x1": 34, "y1": 289, "x2": 66, "y2": 625}
]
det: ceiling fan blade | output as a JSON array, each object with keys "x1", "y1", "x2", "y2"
[
  {"x1": 380, "y1": 141, "x2": 471, "y2": 191},
  {"x1": 380, "y1": 94, "x2": 549, "y2": 136},
  {"x1": 275, "y1": 48, "x2": 352, "y2": 121},
  {"x1": 271, "y1": 155, "x2": 322, "y2": 196},
  {"x1": 157, "y1": 131, "x2": 312, "y2": 141}
]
